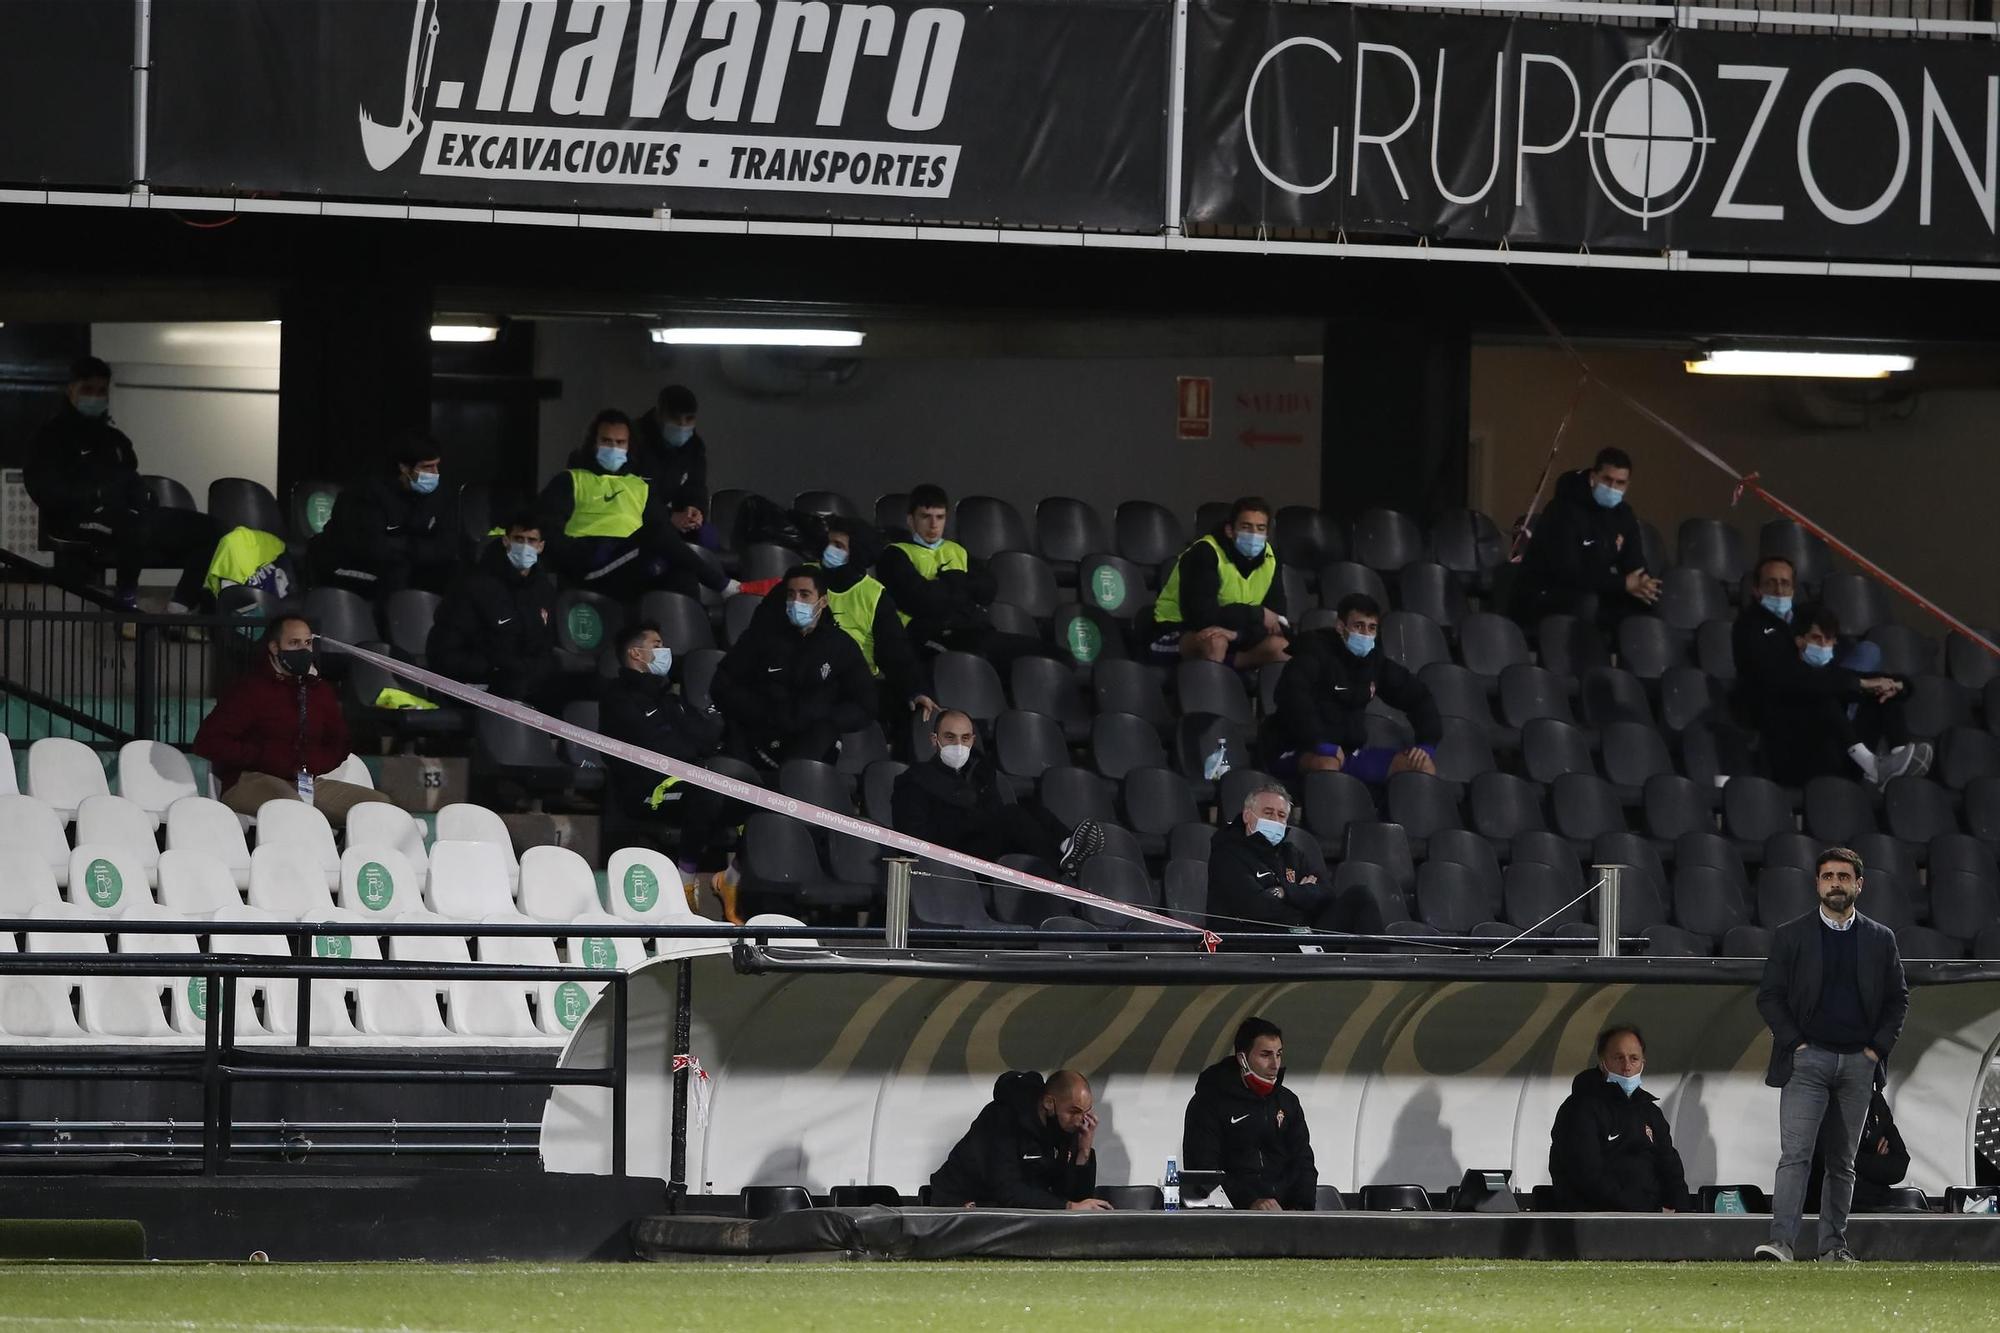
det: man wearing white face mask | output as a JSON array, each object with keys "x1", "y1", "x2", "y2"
[
  {"x1": 633, "y1": 383, "x2": 709, "y2": 497},
  {"x1": 1207, "y1": 781, "x2": 1333, "y2": 938},
  {"x1": 1548, "y1": 1026, "x2": 1688, "y2": 1212},
  {"x1": 536, "y1": 408, "x2": 738, "y2": 604},
  {"x1": 1268, "y1": 593, "x2": 1441, "y2": 785},
  {"x1": 426, "y1": 514, "x2": 590, "y2": 713},
  {"x1": 1145, "y1": 496, "x2": 1291, "y2": 667},
  {"x1": 712, "y1": 566, "x2": 875, "y2": 771},
  {"x1": 891, "y1": 710, "x2": 1103, "y2": 878},
  {"x1": 599, "y1": 621, "x2": 738, "y2": 912}
]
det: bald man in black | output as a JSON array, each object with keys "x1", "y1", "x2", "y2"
[{"x1": 928, "y1": 1069, "x2": 1112, "y2": 1210}]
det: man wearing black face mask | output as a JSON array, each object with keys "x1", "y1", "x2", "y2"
[
  {"x1": 193, "y1": 614, "x2": 393, "y2": 827},
  {"x1": 890, "y1": 709, "x2": 1102, "y2": 879},
  {"x1": 1183, "y1": 1017, "x2": 1317, "y2": 1210}
]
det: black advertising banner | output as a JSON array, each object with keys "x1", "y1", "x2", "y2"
[
  {"x1": 146, "y1": 0, "x2": 1168, "y2": 230},
  {"x1": 1186, "y1": 2, "x2": 2000, "y2": 264},
  {"x1": 0, "y1": 0, "x2": 133, "y2": 188}
]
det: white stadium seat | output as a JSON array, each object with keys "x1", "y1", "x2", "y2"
[
  {"x1": 67, "y1": 844, "x2": 157, "y2": 918},
  {"x1": 473, "y1": 919, "x2": 567, "y2": 1042},
  {"x1": 1, "y1": 903, "x2": 96, "y2": 1040},
  {"x1": 604, "y1": 847, "x2": 698, "y2": 924},
  {"x1": 116, "y1": 905, "x2": 204, "y2": 1042},
  {"x1": 157, "y1": 848, "x2": 245, "y2": 917},
  {"x1": 518, "y1": 845, "x2": 600, "y2": 922},
  {"x1": 165, "y1": 795, "x2": 253, "y2": 890},
  {"x1": 0, "y1": 841, "x2": 62, "y2": 915},
  {"x1": 114, "y1": 741, "x2": 198, "y2": 825},
  {"x1": 555, "y1": 913, "x2": 648, "y2": 1029},
  {"x1": 264, "y1": 909, "x2": 377, "y2": 1042},
  {"x1": 26, "y1": 737, "x2": 109, "y2": 821},
  {"x1": 81, "y1": 903, "x2": 177, "y2": 1041},
  {"x1": 362, "y1": 927, "x2": 461, "y2": 1040},
  {"x1": 426, "y1": 840, "x2": 523, "y2": 921},
  {"x1": 0, "y1": 732, "x2": 18, "y2": 795},
  {"x1": 322, "y1": 753, "x2": 375, "y2": 788},
  {"x1": 0, "y1": 795, "x2": 73, "y2": 888},
  {"x1": 205, "y1": 907, "x2": 291, "y2": 1042},
  {"x1": 248, "y1": 843, "x2": 338, "y2": 920},
  {"x1": 254, "y1": 799, "x2": 340, "y2": 890},
  {"x1": 75, "y1": 794, "x2": 162, "y2": 886},
  {"x1": 434, "y1": 803, "x2": 520, "y2": 888},
  {"x1": 337, "y1": 845, "x2": 429, "y2": 919},
  {"x1": 345, "y1": 803, "x2": 429, "y2": 877}
]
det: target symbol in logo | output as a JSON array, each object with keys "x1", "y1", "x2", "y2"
[{"x1": 1583, "y1": 58, "x2": 1714, "y2": 224}]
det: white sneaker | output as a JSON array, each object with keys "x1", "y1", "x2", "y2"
[{"x1": 1753, "y1": 1241, "x2": 1794, "y2": 1262}]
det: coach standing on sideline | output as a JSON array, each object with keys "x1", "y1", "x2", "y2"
[{"x1": 1753, "y1": 848, "x2": 1908, "y2": 1264}]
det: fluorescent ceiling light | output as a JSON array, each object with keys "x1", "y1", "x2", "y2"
[
  {"x1": 651, "y1": 326, "x2": 864, "y2": 348},
  {"x1": 431, "y1": 323, "x2": 500, "y2": 343},
  {"x1": 1685, "y1": 349, "x2": 1915, "y2": 379}
]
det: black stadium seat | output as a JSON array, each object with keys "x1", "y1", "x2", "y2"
[
  {"x1": 989, "y1": 551, "x2": 1058, "y2": 619},
  {"x1": 1759, "y1": 520, "x2": 1830, "y2": 589},
  {"x1": 1114, "y1": 501, "x2": 1183, "y2": 568},
  {"x1": 1676, "y1": 518, "x2": 1749, "y2": 584},
  {"x1": 208, "y1": 477, "x2": 285, "y2": 537},
  {"x1": 1273, "y1": 506, "x2": 1345, "y2": 570},
  {"x1": 793, "y1": 489, "x2": 861, "y2": 519},
  {"x1": 1040, "y1": 765, "x2": 1118, "y2": 828},
  {"x1": 1397, "y1": 562, "x2": 1466, "y2": 629},
  {"x1": 1011, "y1": 656, "x2": 1091, "y2": 744},
  {"x1": 1429, "y1": 508, "x2": 1506, "y2": 589},
  {"x1": 1035, "y1": 496, "x2": 1111, "y2": 568},
  {"x1": 954, "y1": 495, "x2": 1032, "y2": 560},
  {"x1": 935, "y1": 652, "x2": 1007, "y2": 723},
  {"x1": 994, "y1": 710, "x2": 1066, "y2": 781},
  {"x1": 1318, "y1": 561, "x2": 1390, "y2": 611},
  {"x1": 1417, "y1": 859, "x2": 1490, "y2": 933},
  {"x1": 1078, "y1": 552, "x2": 1151, "y2": 619},
  {"x1": 1176, "y1": 660, "x2": 1252, "y2": 725},
  {"x1": 1460, "y1": 613, "x2": 1532, "y2": 680},
  {"x1": 639, "y1": 590, "x2": 715, "y2": 657},
  {"x1": 1352, "y1": 509, "x2": 1423, "y2": 574},
  {"x1": 1803, "y1": 776, "x2": 1878, "y2": 845}
]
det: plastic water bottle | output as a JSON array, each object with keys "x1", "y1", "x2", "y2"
[
  {"x1": 295, "y1": 767, "x2": 315, "y2": 807},
  {"x1": 1163, "y1": 1156, "x2": 1181, "y2": 1212},
  {"x1": 1202, "y1": 739, "x2": 1231, "y2": 782}
]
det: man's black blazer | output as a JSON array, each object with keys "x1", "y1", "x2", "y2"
[{"x1": 1755, "y1": 911, "x2": 1909, "y2": 1088}]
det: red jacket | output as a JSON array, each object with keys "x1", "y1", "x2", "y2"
[{"x1": 193, "y1": 664, "x2": 352, "y2": 791}]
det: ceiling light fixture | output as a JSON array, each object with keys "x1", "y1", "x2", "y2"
[
  {"x1": 1685, "y1": 349, "x2": 1915, "y2": 379},
  {"x1": 650, "y1": 326, "x2": 864, "y2": 348},
  {"x1": 430, "y1": 323, "x2": 500, "y2": 343}
]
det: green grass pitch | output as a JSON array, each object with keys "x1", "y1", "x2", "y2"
[{"x1": 3, "y1": 1260, "x2": 2000, "y2": 1330}]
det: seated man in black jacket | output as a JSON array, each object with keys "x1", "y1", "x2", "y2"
[
  {"x1": 597, "y1": 622, "x2": 740, "y2": 909},
  {"x1": 1548, "y1": 1025, "x2": 1687, "y2": 1212},
  {"x1": 891, "y1": 710, "x2": 1101, "y2": 878},
  {"x1": 1183, "y1": 1016, "x2": 1316, "y2": 1210},
  {"x1": 1732, "y1": 589, "x2": 1929, "y2": 787},
  {"x1": 1268, "y1": 594, "x2": 1440, "y2": 784},
  {"x1": 712, "y1": 565, "x2": 875, "y2": 771},
  {"x1": 1208, "y1": 780, "x2": 1333, "y2": 937},
  {"x1": 24, "y1": 355, "x2": 215, "y2": 612},
  {"x1": 1510, "y1": 447, "x2": 1662, "y2": 631},
  {"x1": 425, "y1": 514, "x2": 590, "y2": 714},
  {"x1": 308, "y1": 433, "x2": 461, "y2": 597},
  {"x1": 928, "y1": 1070, "x2": 1112, "y2": 1210}
]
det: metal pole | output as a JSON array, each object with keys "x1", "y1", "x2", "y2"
[
  {"x1": 132, "y1": 0, "x2": 152, "y2": 190},
  {"x1": 200, "y1": 968, "x2": 221, "y2": 1175},
  {"x1": 1594, "y1": 864, "x2": 1624, "y2": 959},
  {"x1": 294, "y1": 929, "x2": 312, "y2": 1048},
  {"x1": 884, "y1": 858, "x2": 915, "y2": 950},
  {"x1": 611, "y1": 974, "x2": 628, "y2": 1179},
  {"x1": 1163, "y1": 0, "x2": 1190, "y2": 236},
  {"x1": 133, "y1": 624, "x2": 156, "y2": 740},
  {"x1": 668, "y1": 958, "x2": 692, "y2": 1209}
]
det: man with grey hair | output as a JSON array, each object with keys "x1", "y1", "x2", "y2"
[{"x1": 1206, "y1": 779, "x2": 1332, "y2": 938}]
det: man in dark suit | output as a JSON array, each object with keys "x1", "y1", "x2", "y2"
[{"x1": 1753, "y1": 847, "x2": 1909, "y2": 1263}]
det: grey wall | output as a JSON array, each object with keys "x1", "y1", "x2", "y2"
[{"x1": 532, "y1": 321, "x2": 1322, "y2": 529}]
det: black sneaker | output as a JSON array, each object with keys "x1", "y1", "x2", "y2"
[
  {"x1": 1059, "y1": 819, "x2": 1105, "y2": 880},
  {"x1": 1818, "y1": 1247, "x2": 1860, "y2": 1264}
]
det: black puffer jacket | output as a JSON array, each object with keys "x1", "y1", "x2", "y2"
[
  {"x1": 1548, "y1": 1067, "x2": 1689, "y2": 1211},
  {"x1": 23, "y1": 403, "x2": 143, "y2": 524},
  {"x1": 891, "y1": 753, "x2": 1016, "y2": 854},
  {"x1": 928, "y1": 1071, "x2": 1097, "y2": 1209},
  {"x1": 1270, "y1": 628, "x2": 1442, "y2": 756},
  {"x1": 1207, "y1": 824, "x2": 1330, "y2": 931},
  {"x1": 1182, "y1": 1056, "x2": 1316, "y2": 1209},
  {"x1": 318, "y1": 473, "x2": 459, "y2": 572},
  {"x1": 710, "y1": 609, "x2": 875, "y2": 746},
  {"x1": 426, "y1": 543, "x2": 561, "y2": 693}
]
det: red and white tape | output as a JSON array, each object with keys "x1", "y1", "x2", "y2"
[{"x1": 322, "y1": 637, "x2": 1219, "y2": 950}]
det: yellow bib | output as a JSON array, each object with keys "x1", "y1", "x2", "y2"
[
  {"x1": 1154, "y1": 533, "x2": 1276, "y2": 626},
  {"x1": 565, "y1": 470, "x2": 649, "y2": 539}
]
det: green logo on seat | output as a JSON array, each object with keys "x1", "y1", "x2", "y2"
[
  {"x1": 554, "y1": 981, "x2": 591, "y2": 1031},
  {"x1": 566, "y1": 603, "x2": 604, "y2": 650},
  {"x1": 84, "y1": 858, "x2": 122, "y2": 909},
  {"x1": 1064, "y1": 616, "x2": 1102, "y2": 664},
  {"x1": 314, "y1": 935, "x2": 352, "y2": 960},
  {"x1": 1089, "y1": 565, "x2": 1126, "y2": 612},
  {"x1": 580, "y1": 937, "x2": 616, "y2": 970},
  {"x1": 187, "y1": 977, "x2": 208, "y2": 1021},
  {"x1": 355, "y1": 861, "x2": 394, "y2": 911},
  {"x1": 623, "y1": 864, "x2": 659, "y2": 913},
  {"x1": 306, "y1": 491, "x2": 337, "y2": 534}
]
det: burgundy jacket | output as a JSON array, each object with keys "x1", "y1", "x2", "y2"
[{"x1": 193, "y1": 663, "x2": 351, "y2": 791}]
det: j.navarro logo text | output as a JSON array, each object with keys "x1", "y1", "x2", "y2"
[{"x1": 357, "y1": 0, "x2": 964, "y2": 198}]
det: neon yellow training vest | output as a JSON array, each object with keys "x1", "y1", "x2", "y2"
[
  {"x1": 828, "y1": 577, "x2": 885, "y2": 677},
  {"x1": 890, "y1": 539, "x2": 969, "y2": 625},
  {"x1": 1154, "y1": 533, "x2": 1276, "y2": 626},
  {"x1": 565, "y1": 470, "x2": 649, "y2": 539},
  {"x1": 203, "y1": 525, "x2": 288, "y2": 595}
]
